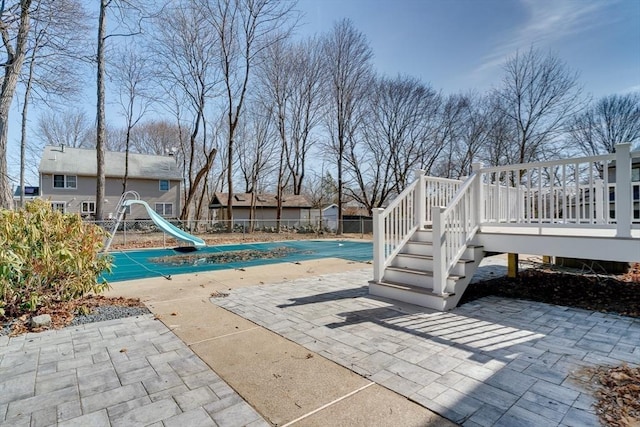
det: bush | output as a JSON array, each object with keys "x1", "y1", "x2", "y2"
[{"x1": 0, "y1": 200, "x2": 112, "y2": 319}]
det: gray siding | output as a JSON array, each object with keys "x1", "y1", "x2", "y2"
[{"x1": 39, "y1": 173, "x2": 181, "y2": 219}]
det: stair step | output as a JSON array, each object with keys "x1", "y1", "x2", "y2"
[
  {"x1": 377, "y1": 280, "x2": 455, "y2": 298},
  {"x1": 407, "y1": 240, "x2": 484, "y2": 251},
  {"x1": 385, "y1": 266, "x2": 464, "y2": 281},
  {"x1": 396, "y1": 253, "x2": 474, "y2": 264}
]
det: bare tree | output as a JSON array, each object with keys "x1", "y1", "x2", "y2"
[
  {"x1": 236, "y1": 100, "x2": 277, "y2": 230},
  {"x1": 17, "y1": 0, "x2": 88, "y2": 206},
  {"x1": 153, "y1": 0, "x2": 220, "y2": 220},
  {"x1": 280, "y1": 37, "x2": 325, "y2": 195},
  {"x1": 322, "y1": 19, "x2": 374, "y2": 233},
  {"x1": 130, "y1": 119, "x2": 183, "y2": 156},
  {"x1": 480, "y1": 93, "x2": 517, "y2": 167},
  {"x1": 0, "y1": 0, "x2": 32, "y2": 209},
  {"x1": 112, "y1": 47, "x2": 152, "y2": 193},
  {"x1": 36, "y1": 110, "x2": 92, "y2": 148},
  {"x1": 347, "y1": 74, "x2": 440, "y2": 214},
  {"x1": 204, "y1": 0, "x2": 296, "y2": 230},
  {"x1": 568, "y1": 92, "x2": 640, "y2": 155},
  {"x1": 431, "y1": 94, "x2": 468, "y2": 179},
  {"x1": 493, "y1": 47, "x2": 583, "y2": 165},
  {"x1": 95, "y1": 0, "x2": 149, "y2": 219}
]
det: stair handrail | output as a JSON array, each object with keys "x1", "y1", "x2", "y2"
[
  {"x1": 373, "y1": 172, "x2": 424, "y2": 282},
  {"x1": 432, "y1": 165, "x2": 482, "y2": 295},
  {"x1": 373, "y1": 171, "x2": 464, "y2": 282}
]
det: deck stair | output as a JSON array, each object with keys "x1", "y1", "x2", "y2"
[
  {"x1": 370, "y1": 143, "x2": 640, "y2": 311},
  {"x1": 371, "y1": 228, "x2": 485, "y2": 311}
]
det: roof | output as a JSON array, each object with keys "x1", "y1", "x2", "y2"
[
  {"x1": 209, "y1": 193, "x2": 312, "y2": 209},
  {"x1": 38, "y1": 145, "x2": 182, "y2": 180},
  {"x1": 13, "y1": 186, "x2": 40, "y2": 197}
]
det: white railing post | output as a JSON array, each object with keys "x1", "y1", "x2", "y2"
[
  {"x1": 472, "y1": 163, "x2": 483, "y2": 225},
  {"x1": 594, "y1": 179, "x2": 604, "y2": 224},
  {"x1": 431, "y1": 206, "x2": 446, "y2": 295},
  {"x1": 615, "y1": 143, "x2": 632, "y2": 237},
  {"x1": 414, "y1": 170, "x2": 426, "y2": 229},
  {"x1": 373, "y1": 208, "x2": 385, "y2": 282}
]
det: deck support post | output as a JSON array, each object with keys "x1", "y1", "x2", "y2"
[
  {"x1": 432, "y1": 206, "x2": 446, "y2": 295},
  {"x1": 414, "y1": 170, "x2": 426, "y2": 229},
  {"x1": 508, "y1": 253, "x2": 519, "y2": 278},
  {"x1": 615, "y1": 143, "x2": 632, "y2": 238},
  {"x1": 373, "y1": 208, "x2": 385, "y2": 282}
]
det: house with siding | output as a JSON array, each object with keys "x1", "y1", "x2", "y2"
[
  {"x1": 209, "y1": 193, "x2": 312, "y2": 226},
  {"x1": 38, "y1": 145, "x2": 182, "y2": 219},
  {"x1": 12, "y1": 186, "x2": 40, "y2": 209}
]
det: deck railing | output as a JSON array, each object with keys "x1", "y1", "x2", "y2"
[
  {"x1": 373, "y1": 143, "x2": 637, "y2": 289},
  {"x1": 432, "y1": 166, "x2": 481, "y2": 295},
  {"x1": 373, "y1": 172, "x2": 463, "y2": 281},
  {"x1": 478, "y1": 144, "x2": 637, "y2": 236}
]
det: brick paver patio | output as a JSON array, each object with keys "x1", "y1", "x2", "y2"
[
  {"x1": 212, "y1": 268, "x2": 640, "y2": 427},
  {"x1": 0, "y1": 315, "x2": 267, "y2": 427}
]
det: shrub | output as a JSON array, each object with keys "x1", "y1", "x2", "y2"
[{"x1": 0, "y1": 199, "x2": 112, "y2": 319}]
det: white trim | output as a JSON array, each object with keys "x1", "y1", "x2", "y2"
[
  {"x1": 53, "y1": 174, "x2": 77, "y2": 189},
  {"x1": 154, "y1": 202, "x2": 173, "y2": 217},
  {"x1": 50, "y1": 201, "x2": 66, "y2": 213},
  {"x1": 81, "y1": 200, "x2": 96, "y2": 214}
]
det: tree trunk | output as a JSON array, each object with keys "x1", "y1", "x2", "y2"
[
  {"x1": 19, "y1": 52, "x2": 36, "y2": 208},
  {"x1": 123, "y1": 125, "x2": 131, "y2": 194},
  {"x1": 95, "y1": 0, "x2": 108, "y2": 220},
  {"x1": 226, "y1": 132, "x2": 234, "y2": 231},
  {"x1": 0, "y1": 0, "x2": 32, "y2": 210}
]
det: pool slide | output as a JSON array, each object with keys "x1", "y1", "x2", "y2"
[{"x1": 123, "y1": 200, "x2": 206, "y2": 247}]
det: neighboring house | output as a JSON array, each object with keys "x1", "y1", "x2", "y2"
[
  {"x1": 38, "y1": 145, "x2": 182, "y2": 219},
  {"x1": 12, "y1": 186, "x2": 40, "y2": 209},
  {"x1": 209, "y1": 193, "x2": 312, "y2": 226},
  {"x1": 309, "y1": 204, "x2": 338, "y2": 231},
  {"x1": 608, "y1": 156, "x2": 640, "y2": 221}
]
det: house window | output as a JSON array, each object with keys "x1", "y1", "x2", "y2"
[
  {"x1": 159, "y1": 180, "x2": 170, "y2": 191},
  {"x1": 155, "y1": 203, "x2": 173, "y2": 216},
  {"x1": 51, "y1": 202, "x2": 65, "y2": 213},
  {"x1": 53, "y1": 174, "x2": 76, "y2": 189},
  {"x1": 632, "y1": 167, "x2": 640, "y2": 182},
  {"x1": 81, "y1": 201, "x2": 96, "y2": 214}
]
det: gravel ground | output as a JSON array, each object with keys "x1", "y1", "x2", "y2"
[
  {"x1": 0, "y1": 305, "x2": 150, "y2": 337},
  {"x1": 67, "y1": 305, "x2": 150, "y2": 327}
]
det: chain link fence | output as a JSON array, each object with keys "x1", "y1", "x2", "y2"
[{"x1": 91, "y1": 218, "x2": 373, "y2": 250}]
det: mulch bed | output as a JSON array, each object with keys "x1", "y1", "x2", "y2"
[
  {"x1": 588, "y1": 365, "x2": 640, "y2": 427},
  {"x1": 460, "y1": 268, "x2": 640, "y2": 318},
  {"x1": 4, "y1": 295, "x2": 144, "y2": 336}
]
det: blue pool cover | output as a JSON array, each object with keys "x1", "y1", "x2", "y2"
[{"x1": 102, "y1": 240, "x2": 372, "y2": 282}]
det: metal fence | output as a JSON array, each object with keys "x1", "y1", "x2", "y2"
[{"x1": 90, "y1": 218, "x2": 373, "y2": 249}]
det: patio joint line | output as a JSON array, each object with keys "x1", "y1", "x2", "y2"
[
  {"x1": 280, "y1": 382, "x2": 375, "y2": 427},
  {"x1": 187, "y1": 326, "x2": 261, "y2": 346}
]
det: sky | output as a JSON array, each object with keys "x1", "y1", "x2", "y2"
[
  {"x1": 8, "y1": 0, "x2": 640, "y2": 187},
  {"x1": 296, "y1": 0, "x2": 640, "y2": 97}
]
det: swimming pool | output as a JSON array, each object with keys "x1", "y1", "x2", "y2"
[{"x1": 102, "y1": 240, "x2": 372, "y2": 282}]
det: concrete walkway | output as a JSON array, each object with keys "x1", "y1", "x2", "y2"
[{"x1": 2, "y1": 255, "x2": 638, "y2": 426}]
